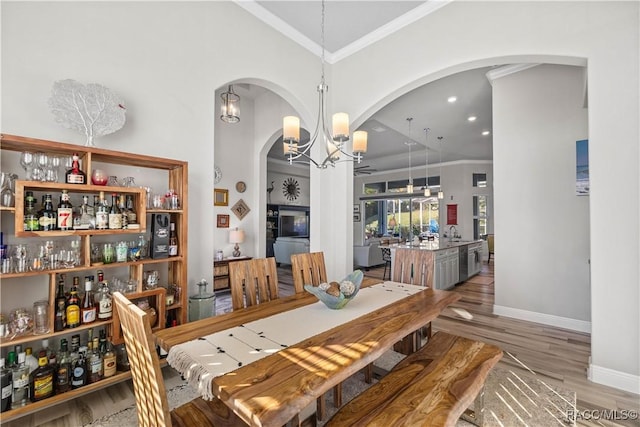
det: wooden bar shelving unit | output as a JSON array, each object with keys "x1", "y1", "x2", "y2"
[{"x1": 0, "y1": 133, "x2": 188, "y2": 422}]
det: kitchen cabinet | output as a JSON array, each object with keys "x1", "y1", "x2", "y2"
[
  {"x1": 0, "y1": 133, "x2": 188, "y2": 422},
  {"x1": 434, "y1": 248, "x2": 459, "y2": 290}
]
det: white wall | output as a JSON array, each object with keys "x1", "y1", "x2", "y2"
[
  {"x1": 214, "y1": 88, "x2": 256, "y2": 259},
  {"x1": 1, "y1": 1, "x2": 321, "y2": 299},
  {"x1": 2, "y1": 1, "x2": 638, "y2": 392},
  {"x1": 333, "y1": 1, "x2": 638, "y2": 393},
  {"x1": 492, "y1": 64, "x2": 590, "y2": 325}
]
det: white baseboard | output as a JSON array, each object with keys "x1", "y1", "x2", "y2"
[
  {"x1": 589, "y1": 363, "x2": 640, "y2": 394},
  {"x1": 493, "y1": 304, "x2": 591, "y2": 333}
]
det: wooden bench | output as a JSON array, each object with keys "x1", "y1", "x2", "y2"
[{"x1": 325, "y1": 332, "x2": 503, "y2": 427}]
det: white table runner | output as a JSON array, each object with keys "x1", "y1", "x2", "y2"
[{"x1": 167, "y1": 281, "x2": 423, "y2": 399}]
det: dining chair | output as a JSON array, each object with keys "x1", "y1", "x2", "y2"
[
  {"x1": 392, "y1": 248, "x2": 435, "y2": 353},
  {"x1": 487, "y1": 234, "x2": 495, "y2": 263},
  {"x1": 228, "y1": 257, "x2": 279, "y2": 310},
  {"x1": 112, "y1": 292, "x2": 245, "y2": 427},
  {"x1": 290, "y1": 251, "x2": 372, "y2": 421},
  {"x1": 290, "y1": 251, "x2": 328, "y2": 294}
]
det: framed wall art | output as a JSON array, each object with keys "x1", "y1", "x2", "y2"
[
  {"x1": 231, "y1": 199, "x2": 251, "y2": 220},
  {"x1": 214, "y1": 188, "x2": 229, "y2": 206},
  {"x1": 216, "y1": 214, "x2": 230, "y2": 228},
  {"x1": 576, "y1": 139, "x2": 589, "y2": 196}
]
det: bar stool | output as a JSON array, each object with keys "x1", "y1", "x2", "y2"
[{"x1": 381, "y1": 247, "x2": 392, "y2": 281}]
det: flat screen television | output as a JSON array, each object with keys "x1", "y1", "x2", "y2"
[{"x1": 280, "y1": 215, "x2": 309, "y2": 237}]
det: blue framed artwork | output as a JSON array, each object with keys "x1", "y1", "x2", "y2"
[{"x1": 576, "y1": 139, "x2": 589, "y2": 196}]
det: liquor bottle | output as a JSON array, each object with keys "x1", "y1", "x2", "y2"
[
  {"x1": 87, "y1": 338, "x2": 103, "y2": 384},
  {"x1": 95, "y1": 192, "x2": 109, "y2": 230},
  {"x1": 168, "y1": 222, "x2": 178, "y2": 257},
  {"x1": 81, "y1": 276, "x2": 96, "y2": 325},
  {"x1": 11, "y1": 352, "x2": 29, "y2": 407},
  {"x1": 88, "y1": 195, "x2": 99, "y2": 218},
  {"x1": 24, "y1": 347, "x2": 39, "y2": 374},
  {"x1": 125, "y1": 194, "x2": 137, "y2": 225},
  {"x1": 77, "y1": 195, "x2": 95, "y2": 229},
  {"x1": 118, "y1": 194, "x2": 128, "y2": 229},
  {"x1": 96, "y1": 271, "x2": 113, "y2": 321},
  {"x1": 57, "y1": 189, "x2": 73, "y2": 231},
  {"x1": 108, "y1": 193, "x2": 122, "y2": 230},
  {"x1": 55, "y1": 339, "x2": 71, "y2": 394},
  {"x1": 38, "y1": 194, "x2": 57, "y2": 231},
  {"x1": 66, "y1": 280, "x2": 81, "y2": 329},
  {"x1": 40, "y1": 339, "x2": 56, "y2": 367},
  {"x1": 1, "y1": 357, "x2": 11, "y2": 413},
  {"x1": 29, "y1": 351, "x2": 55, "y2": 402},
  {"x1": 65, "y1": 153, "x2": 86, "y2": 184},
  {"x1": 55, "y1": 277, "x2": 67, "y2": 331},
  {"x1": 70, "y1": 346, "x2": 87, "y2": 389},
  {"x1": 24, "y1": 196, "x2": 40, "y2": 231},
  {"x1": 102, "y1": 336, "x2": 117, "y2": 379}
]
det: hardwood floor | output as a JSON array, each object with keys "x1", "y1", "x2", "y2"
[
  {"x1": 226, "y1": 262, "x2": 639, "y2": 426},
  {"x1": 416, "y1": 263, "x2": 639, "y2": 427}
]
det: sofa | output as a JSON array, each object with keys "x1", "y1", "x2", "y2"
[
  {"x1": 273, "y1": 236, "x2": 310, "y2": 265},
  {"x1": 353, "y1": 239, "x2": 385, "y2": 269}
]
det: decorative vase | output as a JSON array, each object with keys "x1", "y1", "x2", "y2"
[{"x1": 91, "y1": 169, "x2": 108, "y2": 185}]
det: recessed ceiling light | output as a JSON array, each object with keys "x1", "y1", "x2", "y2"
[
  {"x1": 482, "y1": 130, "x2": 490, "y2": 136},
  {"x1": 468, "y1": 116, "x2": 477, "y2": 122},
  {"x1": 447, "y1": 96, "x2": 457, "y2": 103}
]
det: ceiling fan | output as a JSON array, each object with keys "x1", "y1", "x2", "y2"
[{"x1": 354, "y1": 165, "x2": 377, "y2": 176}]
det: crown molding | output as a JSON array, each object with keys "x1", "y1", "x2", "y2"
[
  {"x1": 485, "y1": 63, "x2": 541, "y2": 86},
  {"x1": 329, "y1": 1, "x2": 453, "y2": 64},
  {"x1": 235, "y1": 0, "x2": 453, "y2": 64}
]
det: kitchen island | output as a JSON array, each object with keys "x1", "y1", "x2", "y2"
[{"x1": 383, "y1": 240, "x2": 484, "y2": 289}]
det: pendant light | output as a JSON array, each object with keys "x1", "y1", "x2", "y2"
[
  {"x1": 405, "y1": 118, "x2": 414, "y2": 193},
  {"x1": 220, "y1": 85, "x2": 240, "y2": 123},
  {"x1": 282, "y1": 0, "x2": 368, "y2": 168},
  {"x1": 424, "y1": 128, "x2": 431, "y2": 197},
  {"x1": 437, "y1": 136, "x2": 444, "y2": 199}
]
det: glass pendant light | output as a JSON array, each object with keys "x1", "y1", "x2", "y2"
[{"x1": 220, "y1": 85, "x2": 240, "y2": 123}]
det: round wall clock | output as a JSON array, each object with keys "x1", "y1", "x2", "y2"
[
  {"x1": 214, "y1": 165, "x2": 222, "y2": 184},
  {"x1": 282, "y1": 177, "x2": 300, "y2": 201},
  {"x1": 235, "y1": 181, "x2": 246, "y2": 193}
]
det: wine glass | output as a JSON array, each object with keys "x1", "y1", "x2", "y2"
[
  {"x1": 48, "y1": 155, "x2": 61, "y2": 182},
  {"x1": 19, "y1": 152, "x2": 34, "y2": 180}
]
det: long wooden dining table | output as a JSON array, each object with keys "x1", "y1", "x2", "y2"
[{"x1": 154, "y1": 277, "x2": 460, "y2": 427}]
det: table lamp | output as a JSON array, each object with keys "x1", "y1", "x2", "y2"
[{"x1": 229, "y1": 228, "x2": 245, "y2": 257}]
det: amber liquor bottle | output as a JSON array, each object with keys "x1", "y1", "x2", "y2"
[
  {"x1": 65, "y1": 153, "x2": 86, "y2": 184},
  {"x1": 55, "y1": 339, "x2": 71, "y2": 394},
  {"x1": 29, "y1": 351, "x2": 55, "y2": 402},
  {"x1": 66, "y1": 279, "x2": 81, "y2": 329},
  {"x1": 54, "y1": 276, "x2": 67, "y2": 331}
]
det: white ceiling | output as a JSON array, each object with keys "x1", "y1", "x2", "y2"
[{"x1": 238, "y1": 1, "x2": 496, "y2": 174}]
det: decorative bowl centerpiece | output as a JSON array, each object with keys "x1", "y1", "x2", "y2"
[{"x1": 304, "y1": 270, "x2": 364, "y2": 310}]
